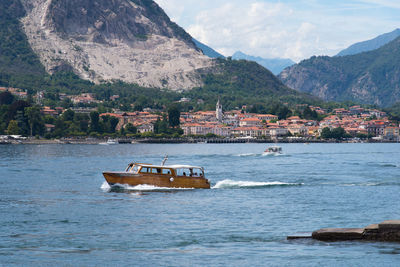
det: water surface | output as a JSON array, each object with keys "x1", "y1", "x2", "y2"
[{"x1": 1, "y1": 143, "x2": 400, "y2": 266}]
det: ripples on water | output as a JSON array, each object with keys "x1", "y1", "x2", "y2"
[{"x1": 1, "y1": 143, "x2": 400, "y2": 266}]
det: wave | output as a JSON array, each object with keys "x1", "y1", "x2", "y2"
[
  {"x1": 212, "y1": 179, "x2": 303, "y2": 189},
  {"x1": 342, "y1": 183, "x2": 381, "y2": 187},
  {"x1": 366, "y1": 163, "x2": 398, "y2": 168}
]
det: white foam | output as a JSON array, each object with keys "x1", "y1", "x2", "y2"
[
  {"x1": 126, "y1": 184, "x2": 194, "y2": 191},
  {"x1": 262, "y1": 152, "x2": 284, "y2": 157},
  {"x1": 212, "y1": 179, "x2": 302, "y2": 189},
  {"x1": 101, "y1": 181, "x2": 111, "y2": 191},
  {"x1": 236, "y1": 153, "x2": 259, "y2": 157},
  {"x1": 101, "y1": 182, "x2": 194, "y2": 191}
]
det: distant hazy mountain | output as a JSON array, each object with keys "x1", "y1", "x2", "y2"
[
  {"x1": 232, "y1": 51, "x2": 295, "y2": 75},
  {"x1": 279, "y1": 36, "x2": 400, "y2": 107},
  {"x1": 193, "y1": 38, "x2": 224, "y2": 59},
  {"x1": 337, "y1": 29, "x2": 400, "y2": 57}
]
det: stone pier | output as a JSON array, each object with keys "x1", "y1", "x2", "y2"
[{"x1": 288, "y1": 220, "x2": 400, "y2": 242}]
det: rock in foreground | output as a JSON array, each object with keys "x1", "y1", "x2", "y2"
[{"x1": 288, "y1": 220, "x2": 400, "y2": 242}]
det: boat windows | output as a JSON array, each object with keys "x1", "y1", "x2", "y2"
[
  {"x1": 162, "y1": 169, "x2": 171, "y2": 175},
  {"x1": 139, "y1": 167, "x2": 171, "y2": 175},
  {"x1": 176, "y1": 168, "x2": 204, "y2": 177}
]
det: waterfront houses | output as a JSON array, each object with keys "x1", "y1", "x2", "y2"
[{"x1": 41, "y1": 98, "x2": 399, "y2": 140}]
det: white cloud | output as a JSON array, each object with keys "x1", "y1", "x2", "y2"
[
  {"x1": 357, "y1": 0, "x2": 400, "y2": 9},
  {"x1": 185, "y1": 2, "x2": 323, "y2": 61},
  {"x1": 155, "y1": 0, "x2": 400, "y2": 62}
]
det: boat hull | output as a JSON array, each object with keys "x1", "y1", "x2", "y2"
[{"x1": 103, "y1": 172, "x2": 211, "y2": 189}]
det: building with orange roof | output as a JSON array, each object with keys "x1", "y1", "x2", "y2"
[
  {"x1": 239, "y1": 117, "x2": 261, "y2": 127},
  {"x1": 231, "y1": 127, "x2": 268, "y2": 137}
]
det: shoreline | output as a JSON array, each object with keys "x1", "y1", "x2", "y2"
[{"x1": 1, "y1": 137, "x2": 398, "y2": 145}]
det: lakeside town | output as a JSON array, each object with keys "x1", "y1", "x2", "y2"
[{"x1": 1, "y1": 87, "x2": 400, "y2": 143}]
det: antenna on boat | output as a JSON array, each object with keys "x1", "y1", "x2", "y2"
[{"x1": 161, "y1": 155, "x2": 168, "y2": 166}]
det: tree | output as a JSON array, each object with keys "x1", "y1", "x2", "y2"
[
  {"x1": 109, "y1": 117, "x2": 119, "y2": 133},
  {"x1": 154, "y1": 115, "x2": 169, "y2": 134},
  {"x1": 0, "y1": 91, "x2": 14, "y2": 105},
  {"x1": 321, "y1": 127, "x2": 332, "y2": 139},
  {"x1": 89, "y1": 111, "x2": 100, "y2": 133},
  {"x1": 53, "y1": 118, "x2": 67, "y2": 138},
  {"x1": 331, "y1": 127, "x2": 346, "y2": 140},
  {"x1": 277, "y1": 106, "x2": 292, "y2": 120},
  {"x1": 302, "y1": 106, "x2": 318, "y2": 120},
  {"x1": 62, "y1": 109, "x2": 75, "y2": 121},
  {"x1": 7, "y1": 120, "x2": 19, "y2": 135},
  {"x1": 168, "y1": 105, "x2": 180, "y2": 127},
  {"x1": 15, "y1": 110, "x2": 29, "y2": 136},
  {"x1": 7, "y1": 100, "x2": 30, "y2": 122},
  {"x1": 125, "y1": 123, "x2": 137, "y2": 134},
  {"x1": 25, "y1": 106, "x2": 43, "y2": 136}
]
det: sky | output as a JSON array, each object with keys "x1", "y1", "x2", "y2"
[{"x1": 155, "y1": 0, "x2": 400, "y2": 62}]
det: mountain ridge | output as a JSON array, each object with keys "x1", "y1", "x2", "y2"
[
  {"x1": 232, "y1": 51, "x2": 294, "y2": 75},
  {"x1": 279, "y1": 36, "x2": 400, "y2": 107},
  {"x1": 337, "y1": 28, "x2": 400, "y2": 57},
  {"x1": 192, "y1": 38, "x2": 224, "y2": 59}
]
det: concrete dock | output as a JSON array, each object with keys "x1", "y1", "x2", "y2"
[{"x1": 288, "y1": 220, "x2": 400, "y2": 242}]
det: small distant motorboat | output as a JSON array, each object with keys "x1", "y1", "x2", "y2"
[
  {"x1": 103, "y1": 156, "x2": 211, "y2": 189},
  {"x1": 263, "y1": 146, "x2": 282, "y2": 155},
  {"x1": 99, "y1": 139, "x2": 118, "y2": 145}
]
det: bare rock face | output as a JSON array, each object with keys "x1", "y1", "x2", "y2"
[{"x1": 19, "y1": 0, "x2": 213, "y2": 90}]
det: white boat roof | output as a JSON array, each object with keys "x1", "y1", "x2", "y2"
[{"x1": 136, "y1": 163, "x2": 203, "y2": 169}]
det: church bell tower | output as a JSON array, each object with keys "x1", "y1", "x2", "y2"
[{"x1": 216, "y1": 98, "x2": 223, "y2": 122}]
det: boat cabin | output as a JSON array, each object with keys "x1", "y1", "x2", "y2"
[{"x1": 126, "y1": 163, "x2": 205, "y2": 178}]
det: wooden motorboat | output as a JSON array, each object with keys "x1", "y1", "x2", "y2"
[{"x1": 103, "y1": 157, "x2": 210, "y2": 189}]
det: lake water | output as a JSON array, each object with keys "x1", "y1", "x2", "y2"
[{"x1": 1, "y1": 143, "x2": 400, "y2": 266}]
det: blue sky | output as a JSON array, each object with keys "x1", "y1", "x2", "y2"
[{"x1": 155, "y1": 0, "x2": 400, "y2": 62}]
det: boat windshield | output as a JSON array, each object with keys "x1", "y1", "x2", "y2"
[
  {"x1": 175, "y1": 168, "x2": 204, "y2": 177},
  {"x1": 126, "y1": 164, "x2": 139, "y2": 173}
]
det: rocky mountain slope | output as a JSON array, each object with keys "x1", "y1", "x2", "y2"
[
  {"x1": 232, "y1": 51, "x2": 294, "y2": 75},
  {"x1": 337, "y1": 29, "x2": 400, "y2": 57},
  {"x1": 18, "y1": 0, "x2": 213, "y2": 90},
  {"x1": 279, "y1": 37, "x2": 400, "y2": 107}
]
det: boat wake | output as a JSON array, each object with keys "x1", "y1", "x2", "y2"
[
  {"x1": 261, "y1": 152, "x2": 285, "y2": 157},
  {"x1": 212, "y1": 179, "x2": 303, "y2": 189},
  {"x1": 236, "y1": 153, "x2": 260, "y2": 157},
  {"x1": 101, "y1": 182, "x2": 194, "y2": 192}
]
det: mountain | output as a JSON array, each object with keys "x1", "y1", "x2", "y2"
[
  {"x1": 14, "y1": 0, "x2": 214, "y2": 90},
  {"x1": 0, "y1": 0, "x2": 45, "y2": 77},
  {"x1": 0, "y1": 0, "x2": 317, "y2": 108},
  {"x1": 232, "y1": 51, "x2": 295, "y2": 75},
  {"x1": 279, "y1": 37, "x2": 400, "y2": 107},
  {"x1": 337, "y1": 29, "x2": 400, "y2": 57},
  {"x1": 192, "y1": 39, "x2": 224, "y2": 59}
]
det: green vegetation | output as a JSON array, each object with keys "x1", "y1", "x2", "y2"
[
  {"x1": 183, "y1": 58, "x2": 321, "y2": 112},
  {"x1": 0, "y1": 0, "x2": 46, "y2": 84},
  {"x1": 320, "y1": 127, "x2": 351, "y2": 140},
  {"x1": 282, "y1": 37, "x2": 400, "y2": 107}
]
